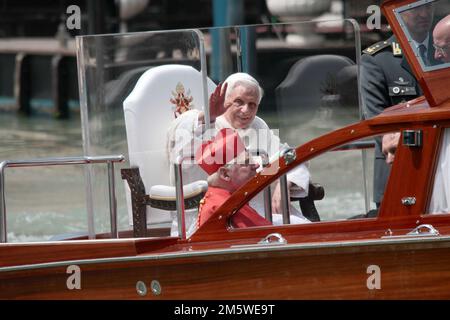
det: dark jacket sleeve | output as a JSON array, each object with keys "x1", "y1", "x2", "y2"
[{"x1": 360, "y1": 53, "x2": 390, "y2": 119}]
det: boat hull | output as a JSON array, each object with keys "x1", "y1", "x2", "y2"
[{"x1": 1, "y1": 237, "x2": 450, "y2": 299}]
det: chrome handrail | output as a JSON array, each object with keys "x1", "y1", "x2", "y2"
[
  {"x1": 279, "y1": 174, "x2": 290, "y2": 224},
  {"x1": 279, "y1": 148, "x2": 296, "y2": 224},
  {"x1": 248, "y1": 149, "x2": 272, "y2": 223},
  {"x1": 0, "y1": 155, "x2": 125, "y2": 243},
  {"x1": 174, "y1": 155, "x2": 197, "y2": 240}
]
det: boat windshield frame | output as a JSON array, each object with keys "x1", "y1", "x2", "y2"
[{"x1": 384, "y1": 0, "x2": 450, "y2": 106}]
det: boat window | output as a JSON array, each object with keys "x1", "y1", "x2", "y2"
[
  {"x1": 395, "y1": 0, "x2": 450, "y2": 71},
  {"x1": 427, "y1": 128, "x2": 450, "y2": 214},
  {"x1": 226, "y1": 134, "x2": 399, "y2": 229}
]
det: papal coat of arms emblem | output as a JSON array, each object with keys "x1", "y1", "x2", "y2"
[{"x1": 170, "y1": 82, "x2": 194, "y2": 118}]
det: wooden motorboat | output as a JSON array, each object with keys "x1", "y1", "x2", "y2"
[{"x1": 1, "y1": 0, "x2": 450, "y2": 300}]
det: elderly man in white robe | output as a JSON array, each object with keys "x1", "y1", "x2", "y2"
[{"x1": 167, "y1": 72, "x2": 311, "y2": 235}]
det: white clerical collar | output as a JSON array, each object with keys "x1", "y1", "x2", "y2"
[
  {"x1": 215, "y1": 115, "x2": 252, "y2": 132},
  {"x1": 215, "y1": 115, "x2": 233, "y2": 129},
  {"x1": 215, "y1": 115, "x2": 254, "y2": 146}
]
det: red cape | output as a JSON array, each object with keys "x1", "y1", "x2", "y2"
[{"x1": 198, "y1": 186, "x2": 271, "y2": 228}]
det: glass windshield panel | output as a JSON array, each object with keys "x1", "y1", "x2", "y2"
[
  {"x1": 77, "y1": 30, "x2": 207, "y2": 236},
  {"x1": 223, "y1": 131, "x2": 409, "y2": 230},
  {"x1": 395, "y1": 0, "x2": 450, "y2": 71},
  {"x1": 76, "y1": 20, "x2": 361, "y2": 237},
  {"x1": 222, "y1": 135, "x2": 385, "y2": 230}
]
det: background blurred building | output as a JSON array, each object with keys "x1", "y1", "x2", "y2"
[
  {"x1": 4, "y1": 0, "x2": 448, "y2": 117},
  {"x1": 0, "y1": 0, "x2": 389, "y2": 38}
]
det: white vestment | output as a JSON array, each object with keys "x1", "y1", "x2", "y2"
[
  {"x1": 167, "y1": 110, "x2": 311, "y2": 235},
  {"x1": 428, "y1": 128, "x2": 450, "y2": 214}
]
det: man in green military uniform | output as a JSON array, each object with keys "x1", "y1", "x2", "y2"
[{"x1": 361, "y1": 2, "x2": 436, "y2": 209}]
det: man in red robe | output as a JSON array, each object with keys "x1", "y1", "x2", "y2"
[{"x1": 196, "y1": 128, "x2": 271, "y2": 228}]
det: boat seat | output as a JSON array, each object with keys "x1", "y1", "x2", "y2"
[
  {"x1": 149, "y1": 180, "x2": 208, "y2": 211},
  {"x1": 276, "y1": 54, "x2": 357, "y2": 125},
  {"x1": 121, "y1": 168, "x2": 208, "y2": 236},
  {"x1": 121, "y1": 168, "x2": 208, "y2": 222},
  {"x1": 291, "y1": 182, "x2": 324, "y2": 222}
]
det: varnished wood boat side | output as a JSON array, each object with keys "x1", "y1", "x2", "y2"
[
  {"x1": 2, "y1": 236, "x2": 450, "y2": 299},
  {"x1": 380, "y1": 125, "x2": 441, "y2": 218},
  {"x1": 369, "y1": 102, "x2": 450, "y2": 126},
  {"x1": 0, "y1": 237, "x2": 178, "y2": 268}
]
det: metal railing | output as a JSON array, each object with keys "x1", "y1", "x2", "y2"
[
  {"x1": 249, "y1": 150, "x2": 272, "y2": 223},
  {"x1": 173, "y1": 155, "x2": 191, "y2": 240},
  {"x1": 0, "y1": 155, "x2": 125, "y2": 243}
]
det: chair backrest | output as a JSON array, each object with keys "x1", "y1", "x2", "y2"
[
  {"x1": 123, "y1": 64, "x2": 216, "y2": 226},
  {"x1": 276, "y1": 55, "x2": 356, "y2": 124}
]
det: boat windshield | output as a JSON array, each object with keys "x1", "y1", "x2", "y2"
[
  {"x1": 395, "y1": 0, "x2": 450, "y2": 71},
  {"x1": 74, "y1": 19, "x2": 362, "y2": 238},
  {"x1": 222, "y1": 132, "x2": 389, "y2": 230}
]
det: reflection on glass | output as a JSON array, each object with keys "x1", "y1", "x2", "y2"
[
  {"x1": 396, "y1": 0, "x2": 450, "y2": 69},
  {"x1": 400, "y1": 1, "x2": 436, "y2": 66}
]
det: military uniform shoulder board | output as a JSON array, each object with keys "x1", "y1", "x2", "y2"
[
  {"x1": 391, "y1": 41, "x2": 402, "y2": 56},
  {"x1": 363, "y1": 40, "x2": 391, "y2": 55}
]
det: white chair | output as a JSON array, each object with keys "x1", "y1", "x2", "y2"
[{"x1": 122, "y1": 64, "x2": 216, "y2": 237}]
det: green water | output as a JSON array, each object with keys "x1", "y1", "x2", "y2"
[{"x1": 0, "y1": 112, "x2": 87, "y2": 241}]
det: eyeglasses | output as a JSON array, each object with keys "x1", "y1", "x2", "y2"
[{"x1": 433, "y1": 43, "x2": 450, "y2": 55}]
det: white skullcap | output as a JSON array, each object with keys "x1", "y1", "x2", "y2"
[{"x1": 223, "y1": 72, "x2": 264, "y2": 104}]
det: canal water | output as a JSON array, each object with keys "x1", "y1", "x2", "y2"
[
  {"x1": 0, "y1": 106, "x2": 374, "y2": 242},
  {"x1": 1, "y1": 112, "x2": 86, "y2": 242}
]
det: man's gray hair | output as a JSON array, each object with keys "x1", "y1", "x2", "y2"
[
  {"x1": 206, "y1": 163, "x2": 235, "y2": 186},
  {"x1": 223, "y1": 72, "x2": 264, "y2": 104}
]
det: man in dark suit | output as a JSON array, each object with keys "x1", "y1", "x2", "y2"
[
  {"x1": 400, "y1": 2, "x2": 437, "y2": 66},
  {"x1": 361, "y1": 2, "x2": 436, "y2": 209}
]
